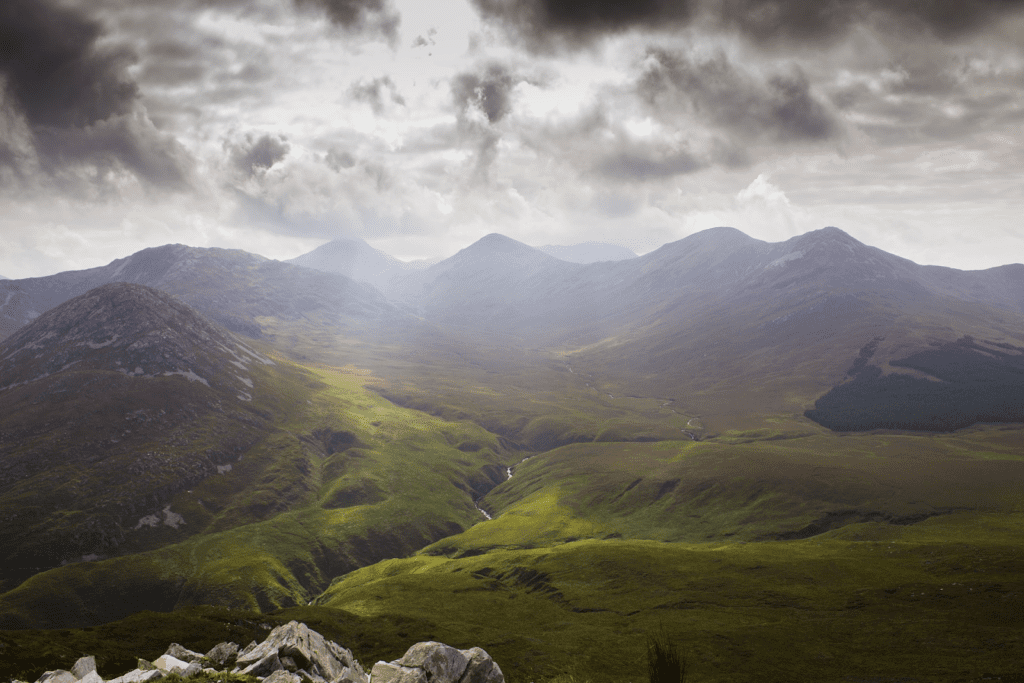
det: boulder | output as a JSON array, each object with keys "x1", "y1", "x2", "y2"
[
  {"x1": 152, "y1": 656, "x2": 188, "y2": 674},
  {"x1": 456, "y1": 649, "x2": 503, "y2": 683},
  {"x1": 107, "y1": 670, "x2": 165, "y2": 683},
  {"x1": 78, "y1": 672, "x2": 104, "y2": 683},
  {"x1": 204, "y1": 642, "x2": 239, "y2": 668},
  {"x1": 264, "y1": 672, "x2": 302, "y2": 683},
  {"x1": 398, "y1": 643, "x2": 468, "y2": 683},
  {"x1": 238, "y1": 641, "x2": 258, "y2": 658},
  {"x1": 136, "y1": 661, "x2": 155, "y2": 672},
  {"x1": 336, "y1": 665, "x2": 369, "y2": 683},
  {"x1": 238, "y1": 652, "x2": 284, "y2": 678},
  {"x1": 164, "y1": 644, "x2": 203, "y2": 664},
  {"x1": 182, "y1": 662, "x2": 202, "y2": 679},
  {"x1": 369, "y1": 662, "x2": 428, "y2": 683},
  {"x1": 36, "y1": 671, "x2": 76, "y2": 683},
  {"x1": 72, "y1": 657, "x2": 97, "y2": 680},
  {"x1": 235, "y1": 621, "x2": 357, "y2": 682}
]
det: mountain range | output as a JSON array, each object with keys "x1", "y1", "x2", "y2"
[{"x1": 2, "y1": 227, "x2": 1024, "y2": 683}]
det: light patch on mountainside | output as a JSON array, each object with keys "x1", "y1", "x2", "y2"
[
  {"x1": 162, "y1": 370, "x2": 210, "y2": 387},
  {"x1": 765, "y1": 251, "x2": 804, "y2": 269},
  {"x1": 133, "y1": 506, "x2": 185, "y2": 531},
  {"x1": 85, "y1": 334, "x2": 120, "y2": 349}
]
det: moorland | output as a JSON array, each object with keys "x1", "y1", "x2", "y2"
[{"x1": 1, "y1": 227, "x2": 1022, "y2": 683}]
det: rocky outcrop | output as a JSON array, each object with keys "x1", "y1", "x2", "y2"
[
  {"x1": 23, "y1": 622, "x2": 501, "y2": 683},
  {"x1": 370, "y1": 642, "x2": 503, "y2": 683},
  {"x1": 232, "y1": 621, "x2": 362, "y2": 682}
]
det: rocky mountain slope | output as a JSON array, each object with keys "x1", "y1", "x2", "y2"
[{"x1": 0, "y1": 283, "x2": 284, "y2": 588}]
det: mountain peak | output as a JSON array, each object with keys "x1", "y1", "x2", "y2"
[
  {"x1": 287, "y1": 237, "x2": 403, "y2": 290},
  {"x1": 445, "y1": 233, "x2": 556, "y2": 264},
  {"x1": 473, "y1": 233, "x2": 533, "y2": 251},
  {"x1": 688, "y1": 226, "x2": 757, "y2": 243},
  {"x1": 801, "y1": 226, "x2": 860, "y2": 243},
  {"x1": 786, "y1": 226, "x2": 870, "y2": 258},
  {"x1": 0, "y1": 282, "x2": 271, "y2": 396}
]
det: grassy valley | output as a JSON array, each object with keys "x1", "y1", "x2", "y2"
[{"x1": 4, "y1": 231, "x2": 1024, "y2": 683}]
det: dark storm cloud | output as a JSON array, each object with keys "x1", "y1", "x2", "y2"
[
  {"x1": 595, "y1": 148, "x2": 705, "y2": 180},
  {"x1": 472, "y1": 0, "x2": 1024, "y2": 48},
  {"x1": 471, "y1": 0, "x2": 694, "y2": 49},
  {"x1": 717, "y1": 0, "x2": 1024, "y2": 43},
  {"x1": 34, "y1": 112, "x2": 193, "y2": 186},
  {"x1": 0, "y1": 0, "x2": 191, "y2": 187},
  {"x1": 450, "y1": 63, "x2": 525, "y2": 182},
  {"x1": 349, "y1": 76, "x2": 406, "y2": 115},
  {"x1": 451, "y1": 63, "x2": 519, "y2": 124},
  {"x1": 294, "y1": 0, "x2": 400, "y2": 41},
  {"x1": 229, "y1": 133, "x2": 291, "y2": 176},
  {"x1": 637, "y1": 48, "x2": 839, "y2": 143},
  {"x1": 0, "y1": 0, "x2": 137, "y2": 128}
]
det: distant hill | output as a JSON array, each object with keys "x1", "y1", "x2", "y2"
[
  {"x1": 377, "y1": 226, "x2": 1024, "y2": 431},
  {"x1": 392, "y1": 233, "x2": 580, "y2": 336},
  {"x1": 536, "y1": 242, "x2": 637, "y2": 263},
  {"x1": 0, "y1": 283, "x2": 283, "y2": 587},
  {"x1": 0, "y1": 244, "x2": 399, "y2": 342},
  {"x1": 286, "y1": 238, "x2": 406, "y2": 291}
]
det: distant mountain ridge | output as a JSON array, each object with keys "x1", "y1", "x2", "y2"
[
  {"x1": 0, "y1": 244, "x2": 399, "y2": 342},
  {"x1": 4, "y1": 227, "x2": 1024, "y2": 433},
  {"x1": 536, "y1": 242, "x2": 636, "y2": 263}
]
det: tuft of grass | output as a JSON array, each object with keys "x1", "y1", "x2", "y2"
[{"x1": 646, "y1": 629, "x2": 686, "y2": 683}]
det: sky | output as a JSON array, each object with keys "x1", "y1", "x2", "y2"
[{"x1": 0, "y1": 0, "x2": 1022, "y2": 278}]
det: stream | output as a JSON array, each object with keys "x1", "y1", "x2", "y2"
[{"x1": 474, "y1": 455, "x2": 535, "y2": 520}]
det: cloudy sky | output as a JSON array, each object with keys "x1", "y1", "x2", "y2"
[{"x1": 1, "y1": 0, "x2": 1022, "y2": 278}]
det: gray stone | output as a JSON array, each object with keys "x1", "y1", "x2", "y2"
[
  {"x1": 369, "y1": 663, "x2": 427, "y2": 683},
  {"x1": 399, "y1": 643, "x2": 468, "y2": 683},
  {"x1": 263, "y1": 671, "x2": 302, "y2": 683},
  {"x1": 36, "y1": 671, "x2": 76, "y2": 683},
  {"x1": 152, "y1": 656, "x2": 188, "y2": 674},
  {"x1": 204, "y1": 642, "x2": 240, "y2": 668},
  {"x1": 281, "y1": 657, "x2": 298, "y2": 672},
  {"x1": 72, "y1": 657, "x2": 97, "y2": 680},
  {"x1": 182, "y1": 662, "x2": 202, "y2": 679},
  {"x1": 164, "y1": 644, "x2": 203, "y2": 664},
  {"x1": 78, "y1": 672, "x2": 104, "y2": 683},
  {"x1": 239, "y1": 652, "x2": 283, "y2": 678},
  {"x1": 107, "y1": 670, "x2": 165, "y2": 683},
  {"x1": 136, "y1": 660, "x2": 155, "y2": 672},
  {"x1": 335, "y1": 665, "x2": 369, "y2": 683},
  {"x1": 235, "y1": 621, "x2": 357, "y2": 683},
  {"x1": 238, "y1": 641, "x2": 259, "y2": 658},
  {"x1": 456, "y1": 649, "x2": 503, "y2": 683}
]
